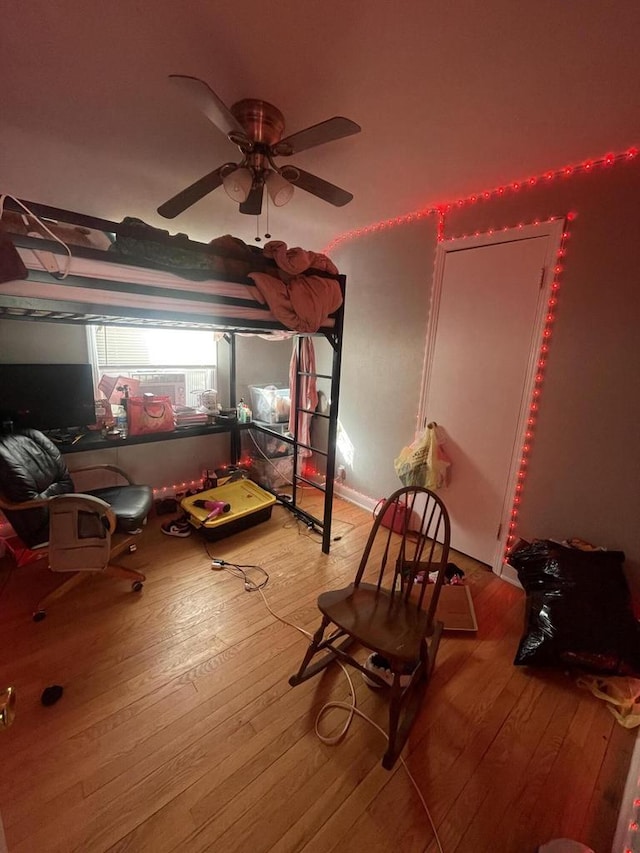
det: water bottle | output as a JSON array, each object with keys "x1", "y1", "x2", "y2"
[{"x1": 115, "y1": 405, "x2": 128, "y2": 438}]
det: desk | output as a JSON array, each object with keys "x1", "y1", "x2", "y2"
[{"x1": 50, "y1": 422, "x2": 251, "y2": 455}]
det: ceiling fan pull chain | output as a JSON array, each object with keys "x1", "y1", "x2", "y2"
[
  {"x1": 265, "y1": 191, "x2": 271, "y2": 240},
  {"x1": 255, "y1": 193, "x2": 272, "y2": 242}
]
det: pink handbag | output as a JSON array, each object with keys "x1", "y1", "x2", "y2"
[
  {"x1": 374, "y1": 497, "x2": 414, "y2": 534},
  {"x1": 127, "y1": 395, "x2": 175, "y2": 436}
]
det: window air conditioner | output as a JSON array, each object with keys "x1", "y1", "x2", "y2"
[{"x1": 130, "y1": 372, "x2": 187, "y2": 406}]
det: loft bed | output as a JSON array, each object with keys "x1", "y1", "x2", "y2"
[{"x1": 0, "y1": 198, "x2": 345, "y2": 553}]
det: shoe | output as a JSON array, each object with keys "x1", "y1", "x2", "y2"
[
  {"x1": 361, "y1": 653, "x2": 414, "y2": 689},
  {"x1": 161, "y1": 517, "x2": 192, "y2": 538},
  {"x1": 445, "y1": 562, "x2": 465, "y2": 582}
]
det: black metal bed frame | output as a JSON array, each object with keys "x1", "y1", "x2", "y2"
[{"x1": 0, "y1": 198, "x2": 345, "y2": 553}]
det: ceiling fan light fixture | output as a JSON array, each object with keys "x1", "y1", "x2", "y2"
[
  {"x1": 222, "y1": 167, "x2": 253, "y2": 203},
  {"x1": 266, "y1": 170, "x2": 294, "y2": 207}
]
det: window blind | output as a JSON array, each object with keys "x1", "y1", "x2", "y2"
[{"x1": 93, "y1": 326, "x2": 217, "y2": 367}]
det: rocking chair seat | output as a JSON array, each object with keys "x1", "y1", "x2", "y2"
[{"x1": 318, "y1": 583, "x2": 431, "y2": 663}]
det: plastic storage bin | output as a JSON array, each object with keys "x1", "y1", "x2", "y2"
[
  {"x1": 181, "y1": 479, "x2": 276, "y2": 541},
  {"x1": 249, "y1": 385, "x2": 290, "y2": 424},
  {"x1": 245, "y1": 421, "x2": 293, "y2": 459},
  {"x1": 249, "y1": 456, "x2": 294, "y2": 490}
]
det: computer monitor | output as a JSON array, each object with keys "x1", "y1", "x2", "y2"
[{"x1": 0, "y1": 363, "x2": 96, "y2": 431}]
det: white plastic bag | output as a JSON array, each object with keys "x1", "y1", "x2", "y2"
[
  {"x1": 576, "y1": 675, "x2": 640, "y2": 728},
  {"x1": 394, "y1": 423, "x2": 451, "y2": 490}
]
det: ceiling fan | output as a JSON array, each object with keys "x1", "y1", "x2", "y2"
[{"x1": 157, "y1": 75, "x2": 361, "y2": 219}]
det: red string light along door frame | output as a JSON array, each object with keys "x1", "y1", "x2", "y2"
[{"x1": 500, "y1": 215, "x2": 573, "y2": 578}]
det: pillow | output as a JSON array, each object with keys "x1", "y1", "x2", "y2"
[{"x1": 510, "y1": 539, "x2": 640, "y2": 676}]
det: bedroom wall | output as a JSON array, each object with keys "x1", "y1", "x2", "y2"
[
  {"x1": 446, "y1": 156, "x2": 640, "y2": 588},
  {"x1": 0, "y1": 318, "x2": 87, "y2": 362},
  {"x1": 330, "y1": 217, "x2": 437, "y2": 500},
  {"x1": 332, "y1": 155, "x2": 640, "y2": 593}
]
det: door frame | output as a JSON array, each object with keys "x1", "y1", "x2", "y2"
[{"x1": 417, "y1": 219, "x2": 566, "y2": 577}]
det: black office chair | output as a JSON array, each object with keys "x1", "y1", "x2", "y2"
[{"x1": 0, "y1": 428, "x2": 153, "y2": 619}]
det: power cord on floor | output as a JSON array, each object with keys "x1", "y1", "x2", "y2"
[
  {"x1": 210, "y1": 563, "x2": 444, "y2": 853},
  {"x1": 274, "y1": 499, "x2": 350, "y2": 543},
  {"x1": 204, "y1": 543, "x2": 269, "y2": 591}
]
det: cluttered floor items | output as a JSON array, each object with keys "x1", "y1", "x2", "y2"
[
  {"x1": 2, "y1": 490, "x2": 632, "y2": 850},
  {"x1": 159, "y1": 471, "x2": 276, "y2": 542},
  {"x1": 509, "y1": 536, "x2": 640, "y2": 728}
]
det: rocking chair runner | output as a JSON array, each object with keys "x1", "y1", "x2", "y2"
[{"x1": 289, "y1": 485, "x2": 451, "y2": 770}]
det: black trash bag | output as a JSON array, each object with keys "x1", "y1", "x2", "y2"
[{"x1": 510, "y1": 539, "x2": 640, "y2": 676}]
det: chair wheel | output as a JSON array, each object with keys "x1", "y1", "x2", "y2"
[
  {"x1": 132, "y1": 581, "x2": 143, "y2": 592},
  {"x1": 33, "y1": 610, "x2": 47, "y2": 622}
]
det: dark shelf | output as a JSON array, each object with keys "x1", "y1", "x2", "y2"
[{"x1": 56, "y1": 422, "x2": 250, "y2": 454}]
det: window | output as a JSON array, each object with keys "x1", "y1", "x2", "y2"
[{"x1": 88, "y1": 326, "x2": 218, "y2": 408}]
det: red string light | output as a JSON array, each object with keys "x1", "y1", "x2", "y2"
[
  {"x1": 502, "y1": 220, "x2": 571, "y2": 560},
  {"x1": 324, "y1": 144, "x2": 638, "y2": 593},
  {"x1": 322, "y1": 145, "x2": 636, "y2": 254},
  {"x1": 152, "y1": 478, "x2": 204, "y2": 496}
]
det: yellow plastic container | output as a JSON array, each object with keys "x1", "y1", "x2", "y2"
[{"x1": 181, "y1": 479, "x2": 276, "y2": 540}]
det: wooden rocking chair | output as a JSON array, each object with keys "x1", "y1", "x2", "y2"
[{"x1": 289, "y1": 485, "x2": 451, "y2": 769}]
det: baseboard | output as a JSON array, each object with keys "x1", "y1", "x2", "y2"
[
  {"x1": 333, "y1": 482, "x2": 379, "y2": 515},
  {"x1": 613, "y1": 727, "x2": 640, "y2": 852},
  {"x1": 496, "y1": 561, "x2": 523, "y2": 589}
]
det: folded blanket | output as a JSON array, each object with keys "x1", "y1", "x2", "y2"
[{"x1": 248, "y1": 272, "x2": 343, "y2": 332}]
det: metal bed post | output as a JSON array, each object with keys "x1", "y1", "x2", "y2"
[
  {"x1": 227, "y1": 332, "x2": 240, "y2": 465},
  {"x1": 321, "y1": 275, "x2": 345, "y2": 553}
]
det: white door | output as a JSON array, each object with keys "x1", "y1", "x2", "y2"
[{"x1": 421, "y1": 222, "x2": 564, "y2": 568}]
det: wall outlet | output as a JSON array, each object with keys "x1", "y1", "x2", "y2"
[{"x1": 337, "y1": 465, "x2": 346, "y2": 482}]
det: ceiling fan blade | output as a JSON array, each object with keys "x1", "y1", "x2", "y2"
[
  {"x1": 168, "y1": 74, "x2": 246, "y2": 138},
  {"x1": 239, "y1": 183, "x2": 264, "y2": 216},
  {"x1": 281, "y1": 166, "x2": 353, "y2": 207},
  {"x1": 157, "y1": 165, "x2": 228, "y2": 218},
  {"x1": 275, "y1": 117, "x2": 361, "y2": 155}
]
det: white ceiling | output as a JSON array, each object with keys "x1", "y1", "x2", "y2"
[{"x1": 2, "y1": 0, "x2": 639, "y2": 251}]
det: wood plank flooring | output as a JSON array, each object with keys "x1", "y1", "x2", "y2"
[{"x1": 0, "y1": 493, "x2": 633, "y2": 852}]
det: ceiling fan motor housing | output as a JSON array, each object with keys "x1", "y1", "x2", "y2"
[{"x1": 230, "y1": 99, "x2": 286, "y2": 147}]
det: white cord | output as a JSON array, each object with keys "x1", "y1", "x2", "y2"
[
  {"x1": 0, "y1": 194, "x2": 72, "y2": 278},
  {"x1": 254, "y1": 584, "x2": 445, "y2": 853}
]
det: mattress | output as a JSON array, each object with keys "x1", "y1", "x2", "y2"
[{"x1": 0, "y1": 247, "x2": 337, "y2": 332}]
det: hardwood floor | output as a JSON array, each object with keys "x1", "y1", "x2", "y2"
[{"x1": 0, "y1": 493, "x2": 633, "y2": 852}]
